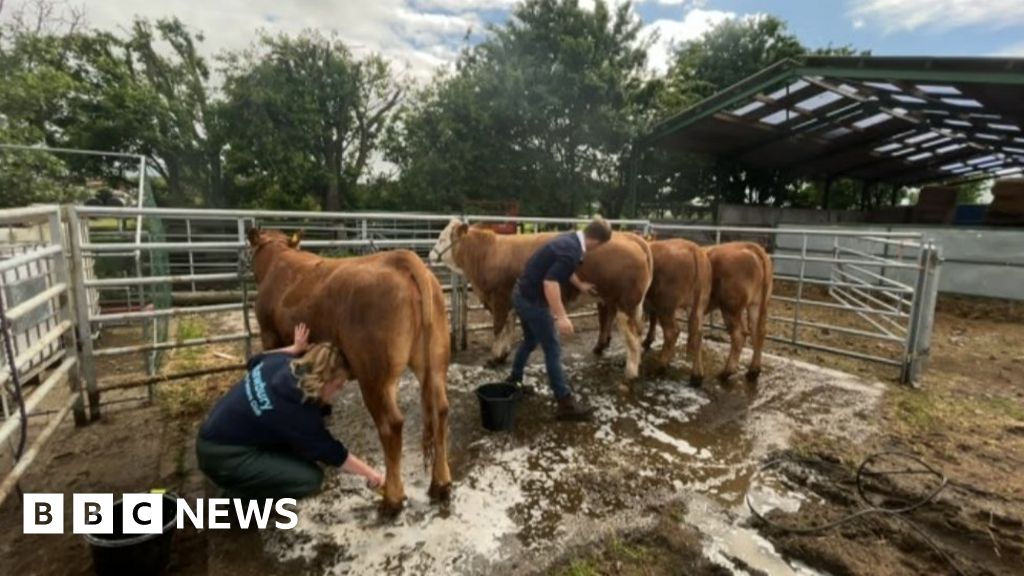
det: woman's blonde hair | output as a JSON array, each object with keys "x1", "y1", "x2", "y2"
[{"x1": 290, "y1": 343, "x2": 347, "y2": 402}]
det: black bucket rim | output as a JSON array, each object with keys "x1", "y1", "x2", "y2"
[
  {"x1": 476, "y1": 382, "x2": 523, "y2": 403},
  {"x1": 83, "y1": 493, "x2": 178, "y2": 549}
]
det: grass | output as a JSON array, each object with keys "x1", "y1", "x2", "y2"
[
  {"x1": 174, "y1": 315, "x2": 206, "y2": 370},
  {"x1": 559, "y1": 560, "x2": 600, "y2": 576},
  {"x1": 554, "y1": 537, "x2": 658, "y2": 576},
  {"x1": 156, "y1": 315, "x2": 236, "y2": 416}
]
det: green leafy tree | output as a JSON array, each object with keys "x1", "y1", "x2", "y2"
[
  {"x1": 220, "y1": 32, "x2": 402, "y2": 211},
  {"x1": 390, "y1": 0, "x2": 657, "y2": 217}
]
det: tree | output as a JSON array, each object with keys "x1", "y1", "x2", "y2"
[
  {"x1": 390, "y1": 0, "x2": 658, "y2": 217},
  {"x1": 220, "y1": 32, "x2": 402, "y2": 211},
  {"x1": 0, "y1": 13, "x2": 219, "y2": 206}
]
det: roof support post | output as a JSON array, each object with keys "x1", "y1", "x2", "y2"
[{"x1": 822, "y1": 176, "x2": 833, "y2": 211}]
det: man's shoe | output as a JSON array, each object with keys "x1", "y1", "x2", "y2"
[{"x1": 556, "y1": 394, "x2": 594, "y2": 421}]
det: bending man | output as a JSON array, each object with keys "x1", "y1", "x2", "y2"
[{"x1": 507, "y1": 218, "x2": 612, "y2": 421}]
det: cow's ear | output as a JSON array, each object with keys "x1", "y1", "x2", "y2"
[
  {"x1": 288, "y1": 230, "x2": 303, "y2": 248},
  {"x1": 246, "y1": 227, "x2": 261, "y2": 246},
  {"x1": 456, "y1": 223, "x2": 469, "y2": 237}
]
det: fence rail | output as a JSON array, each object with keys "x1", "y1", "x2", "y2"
[
  {"x1": 0, "y1": 206, "x2": 86, "y2": 508},
  {"x1": 0, "y1": 204, "x2": 944, "y2": 504}
]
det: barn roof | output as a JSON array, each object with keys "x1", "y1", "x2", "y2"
[{"x1": 641, "y1": 56, "x2": 1024, "y2": 186}]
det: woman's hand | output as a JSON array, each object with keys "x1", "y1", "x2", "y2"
[
  {"x1": 291, "y1": 323, "x2": 310, "y2": 354},
  {"x1": 365, "y1": 470, "x2": 385, "y2": 490}
]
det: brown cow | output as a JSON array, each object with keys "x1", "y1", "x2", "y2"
[
  {"x1": 705, "y1": 241, "x2": 773, "y2": 381},
  {"x1": 248, "y1": 229, "x2": 451, "y2": 512},
  {"x1": 430, "y1": 219, "x2": 653, "y2": 379},
  {"x1": 640, "y1": 239, "x2": 712, "y2": 385},
  {"x1": 430, "y1": 223, "x2": 556, "y2": 364}
]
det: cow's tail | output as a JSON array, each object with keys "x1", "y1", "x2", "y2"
[
  {"x1": 406, "y1": 254, "x2": 448, "y2": 474},
  {"x1": 752, "y1": 243, "x2": 773, "y2": 345},
  {"x1": 685, "y1": 245, "x2": 706, "y2": 360},
  {"x1": 621, "y1": 231, "x2": 654, "y2": 331}
]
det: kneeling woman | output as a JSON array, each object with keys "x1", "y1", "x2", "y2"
[{"x1": 197, "y1": 324, "x2": 383, "y2": 499}]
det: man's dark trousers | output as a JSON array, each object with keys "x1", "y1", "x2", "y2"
[{"x1": 509, "y1": 290, "x2": 571, "y2": 399}]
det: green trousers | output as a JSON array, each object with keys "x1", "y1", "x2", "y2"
[{"x1": 196, "y1": 437, "x2": 324, "y2": 500}]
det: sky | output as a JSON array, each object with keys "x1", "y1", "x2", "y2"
[{"x1": 9, "y1": 0, "x2": 1018, "y2": 79}]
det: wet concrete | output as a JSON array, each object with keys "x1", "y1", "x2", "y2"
[{"x1": 259, "y1": 331, "x2": 884, "y2": 574}]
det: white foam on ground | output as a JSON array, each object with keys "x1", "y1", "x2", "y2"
[{"x1": 264, "y1": 337, "x2": 883, "y2": 575}]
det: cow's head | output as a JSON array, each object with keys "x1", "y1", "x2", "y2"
[
  {"x1": 246, "y1": 227, "x2": 303, "y2": 254},
  {"x1": 429, "y1": 218, "x2": 469, "y2": 273}
]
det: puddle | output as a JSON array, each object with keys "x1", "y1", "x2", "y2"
[{"x1": 263, "y1": 333, "x2": 885, "y2": 574}]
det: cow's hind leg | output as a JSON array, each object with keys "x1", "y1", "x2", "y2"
[
  {"x1": 642, "y1": 309, "x2": 657, "y2": 352},
  {"x1": 719, "y1": 308, "x2": 746, "y2": 383},
  {"x1": 413, "y1": 359, "x2": 452, "y2": 501},
  {"x1": 687, "y1": 307, "x2": 706, "y2": 387},
  {"x1": 360, "y1": 371, "x2": 406, "y2": 514},
  {"x1": 488, "y1": 298, "x2": 516, "y2": 366},
  {"x1": 746, "y1": 302, "x2": 765, "y2": 382},
  {"x1": 616, "y1": 306, "x2": 642, "y2": 380},
  {"x1": 593, "y1": 303, "x2": 613, "y2": 356},
  {"x1": 657, "y1": 310, "x2": 679, "y2": 368}
]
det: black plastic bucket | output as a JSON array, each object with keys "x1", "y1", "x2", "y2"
[
  {"x1": 476, "y1": 383, "x2": 523, "y2": 431},
  {"x1": 84, "y1": 493, "x2": 177, "y2": 576}
]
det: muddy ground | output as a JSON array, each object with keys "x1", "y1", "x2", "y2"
[{"x1": 0, "y1": 295, "x2": 1022, "y2": 576}]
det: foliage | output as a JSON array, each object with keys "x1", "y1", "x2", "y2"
[
  {"x1": 389, "y1": 0, "x2": 658, "y2": 217},
  {"x1": 220, "y1": 31, "x2": 402, "y2": 211}
]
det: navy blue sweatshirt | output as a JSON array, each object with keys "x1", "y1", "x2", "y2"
[
  {"x1": 516, "y1": 232, "x2": 584, "y2": 305},
  {"x1": 199, "y1": 352, "x2": 349, "y2": 466}
]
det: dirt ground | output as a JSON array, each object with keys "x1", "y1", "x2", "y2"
[{"x1": 0, "y1": 295, "x2": 1022, "y2": 576}]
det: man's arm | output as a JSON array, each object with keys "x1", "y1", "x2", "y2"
[
  {"x1": 544, "y1": 280, "x2": 574, "y2": 335},
  {"x1": 570, "y1": 273, "x2": 597, "y2": 295}
]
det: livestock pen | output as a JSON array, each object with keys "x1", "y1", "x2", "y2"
[{"x1": 1, "y1": 204, "x2": 941, "y2": 494}]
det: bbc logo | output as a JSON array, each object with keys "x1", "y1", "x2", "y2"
[{"x1": 23, "y1": 493, "x2": 298, "y2": 534}]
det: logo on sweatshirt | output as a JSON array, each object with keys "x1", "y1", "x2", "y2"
[{"x1": 244, "y1": 362, "x2": 274, "y2": 416}]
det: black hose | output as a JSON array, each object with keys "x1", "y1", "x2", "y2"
[
  {"x1": 0, "y1": 290, "x2": 29, "y2": 464},
  {"x1": 746, "y1": 450, "x2": 966, "y2": 576}
]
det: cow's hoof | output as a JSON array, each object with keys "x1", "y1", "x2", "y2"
[
  {"x1": 592, "y1": 344, "x2": 608, "y2": 357},
  {"x1": 379, "y1": 497, "x2": 405, "y2": 518},
  {"x1": 689, "y1": 374, "x2": 704, "y2": 387},
  {"x1": 428, "y1": 481, "x2": 452, "y2": 502},
  {"x1": 485, "y1": 356, "x2": 507, "y2": 368},
  {"x1": 745, "y1": 368, "x2": 761, "y2": 383},
  {"x1": 717, "y1": 371, "x2": 734, "y2": 384}
]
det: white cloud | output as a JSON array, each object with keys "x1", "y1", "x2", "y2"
[
  {"x1": 636, "y1": 0, "x2": 708, "y2": 6},
  {"x1": 641, "y1": 8, "x2": 735, "y2": 73},
  {"x1": 852, "y1": 18, "x2": 865, "y2": 29},
  {"x1": 62, "y1": 0, "x2": 479, "y2": 81},
  {"x1": 848, "y1": 0, "x2": 1024, "y2": 32},
  {"x1": 411, "y1": 0, "x2": 517, "y2": 9},
  {"x1": 991, "y1": 41, "x2": 1024, "y2": 56}
]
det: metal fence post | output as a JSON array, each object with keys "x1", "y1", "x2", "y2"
[
  {"x1": 64, "y1": 207, "x2": 100, "y2": 419},
  {"x1": 905, "y1": 242, "x2": 942, "y2": 385},
  {"x1": 47, "y1": 209, "x2": 88, "y2": 426},
  {"x1": 450, "y1": 272, "x2": 462, "y2": 352},
  {"x1": 791, "y1": 233, "x2": 808, "y2": 345},
  {"x1": 237, "y1": 220, "x2": 253, "y2": 360}
]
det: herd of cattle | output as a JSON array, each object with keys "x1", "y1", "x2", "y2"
[{"x1": 245, "y1": 220, "x2": 773, "y2": 511}]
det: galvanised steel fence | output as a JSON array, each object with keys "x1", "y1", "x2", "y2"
[{"x1": 0, "y1": 205, "x2": 942, "y2": 499}]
